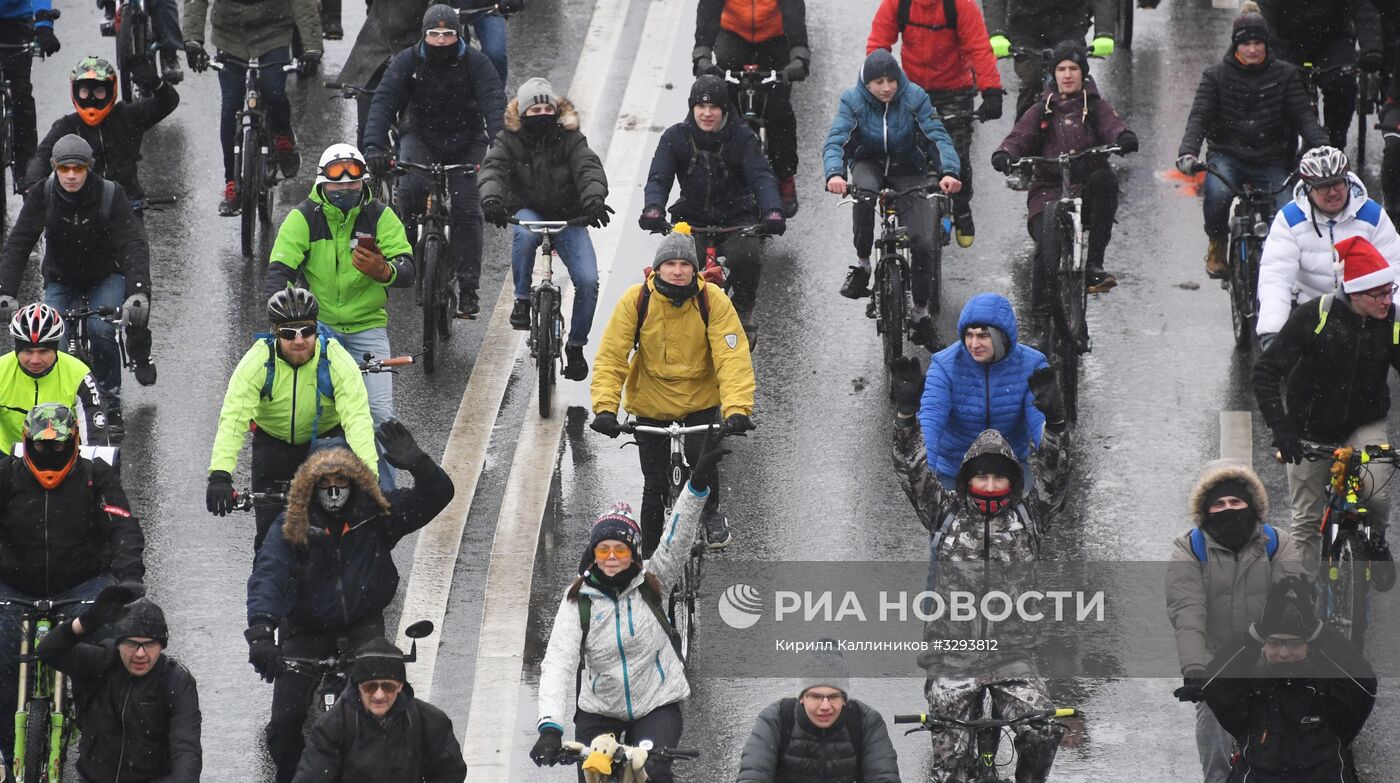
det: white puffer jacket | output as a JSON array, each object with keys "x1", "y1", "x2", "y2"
[
  {"x1": 1256, "y1": 173, "x2": 1400, "y2": 335},
  {"x1": 536, "y1": 484, "x2": 703, "y2": 730}
]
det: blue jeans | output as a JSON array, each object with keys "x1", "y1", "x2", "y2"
[
  {"x1": 216, "y1": 47, "x2": 292, "y2": 182},
  {"x1": 471, "y1": 13, "x2": 508, "y2": 85},
  {"x1": 0, "y1": 573, "x2": 113, "y2": 754},
  {"x1": 1202, "y1": 151, "x2": 1291, "y2": 239},
  {"x1": 322, "y1": 324, "x2": 395, "y2": 492},
  {"x1": 45, "y1": 275, "x2": 126, "y2": 410},
  {"x1": 511, "y1": 208, "x2": 600, "y2": 346}
]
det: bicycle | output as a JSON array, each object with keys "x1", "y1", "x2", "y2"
[
  {"x1": 511, "y1": 217, "x2": 589, "y2": 417},
  {"x1": 894, "y1": 706, "x2": 1079, "y2": 783},
  {"x1": 1005, "y1": 144, "x2": 1121, "y2": 422},
  {"x1": 58, "y1": 305, "x2": 134, "y2": 379},
  {"x1": 230, "y1": 486, "x2": 288, "y2": 514},
  {"x1": 323, "y1": 81, "x2": 397, "y2": 212},
  {"x1": 0, "y1": 595, "x2": 90, "y2": 783},
  {"x1": 358, "y1": 353, "x2": 414, "y2": 375},
  {"x1": 724, "y1": 65, "x2": 783, "y2": 156},
  {"x1": 108, "y1": 0, "x2": 159, "y2": 102},
  {"x1": 1193, "y1": 162, "x2": 1294, "y2": 351},
  {"x1": 389, "y1": 159, "x2": 477, "y2": 374},
  {"x1": 284, "y1": 619, "x2": 434, "y2": 712},
  {"x1": 1355, "y1": 66, "x2": 1386, "y2": 166},
  {"x1": 550, "y1": 738, "x2": 698, "y2": 783},
  {"x1": 0, "y1": 11, "x2": 57, "y2": 229}
]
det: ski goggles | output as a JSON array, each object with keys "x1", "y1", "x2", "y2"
[
  {"x1": 54, "y1": 163, "x2": 88, "y2": 175},
  {"x1": 321, "y1": 157, "x2": 366, "y2": 181}
]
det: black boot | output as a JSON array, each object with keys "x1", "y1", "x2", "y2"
[
  {"x1": 841, "y1": 266, "x2": 871, "y2": 299},
  {"x1": 321, "y1": 0, "x2": 343, "y2": 39},
  {"x1": 563, "y1": 344, "x2": 588, "y2": 381},
  {"x1": 1372, "y1": 531, "x2": 1394, "y2": 593}
]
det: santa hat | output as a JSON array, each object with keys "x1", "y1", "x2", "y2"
[{"x1": 1335, "y1": 236, "x2": 1396, "y2": 294}]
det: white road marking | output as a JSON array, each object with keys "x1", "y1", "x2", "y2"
[{"x1": 1219, "y1": 410, "x2": 1252, "y2": 462}]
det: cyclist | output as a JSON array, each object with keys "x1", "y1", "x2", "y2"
[
  {"x1": 866, "y1": 0, "x2": 1002, "y2": 247},
  {"x1": 1175, "y1": 3, "x2": 1328, "y2": 280},
  {"x1": 824, "y1": 49, "x2": 960, "y2": 347},
  {"x1": 246, "y1": 421, "x2": 453, "y2": 783},
  {"x1": 0, "y1": 402, "x2": 145, "y2": 757},
  {"x1": 589, "y1": 232, "x2": 756, "y2": 554},
  {"x1": 265, "y1": 145, "x2": 414, "y2": 491},
  {"x1": 36, "y1": 587, "x2": 202, "y2": 783},
  {"x1": 24, "y1": 56, "x2": 181, "y2": 201},
  {"x1": 0, "y1": 134, "x2": 155, "y2": 436},
  {"x1": 1256, "y1": 146, "x2": 1400, "y2": 344},
  {"x1": 1165, "y1": 460, "x2": 1306, "y2": 783},
  {"x1": 480, "y1": 77, "x2": 610, "y2": 382},
  {"x1": 364, "y1": 4, "x2": 506, "y2": 319},
  {"x1": 1201, "y1": 578, "x2": 1377, "y2": 783},
  {"x1": 692, "y1": 0, "x2": 809, "y2": 217},
  {"x1": 992, "y1": 40, "x2": 1137, "y2": 294},
  {"x1": 1253, "y1": 235, "x2": 1399, "y2": 577},
  {"x1": 292, "y1": 637, "x2": 466, "y2": 783},
  {"x1": 917, "y1": 293, "x2": 1047, "y2": 489},
  {"x1": 530, "y1": 443, "x2": 727, "y2": 783},
  {"x1": 1257, "y1": 0, "x2": 1384, "y2": 149},
  {"x1": 736, "y1": 653, "x2": 902, "y2": 782},
  {"x1": 181, "y1": 0, "x2": 321, "y2": 215},
  {"x1": 641, "y1": 74, "x2": 786, "y2": 338},
  {"x1": 0, "y1": 0, "x2": 59, "y2": 179},
  {"x1": 0, "y1": 304, "x2": 108, "y2": 454},
  {"x1": 982, "y1": 0, "x2": 1118, "y2": 120},
  {"x1": 889, "y1": 358, "x2": 1069, "y2": 783},
  {"x1": 207, "y1": 288, "x2": 379, "y2": 550}
]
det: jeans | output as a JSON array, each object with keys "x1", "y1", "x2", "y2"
[
  {"x1": 1196, "y1": 702, "x2": 1235, "y2": 783},
  {"x1": 1274, "y1": 34, "x2": 1358, "y2": 145},
  {"x1": 635, "y1": 407, "x2": 721, "y2": 557},
  {"x1": 929, "y1": 89, "x2": 976, "y2": 218},
  {"x1": 851, "y1": 160, "x2": 937, "y2": 309},
  {"x1": 45, "y1": 275, "x2": 132, "y2": 411},
  {"x1": 573, "y1": 702, "x2": 683, "y2": 783},
  {"x1": 396, "y1": 133, "x2": 484, "y2": 292},
  {"x1": 1201, "y1": 151, "x2": 1291, "y2": 239},
  {"x1": 471, "y1": 12, "x2": 508, "y2": 85},
  {"x1": 322, "y1": 325, "x2": 395, "y2": 491},
  {"x1": 0, "y1": 21, "x2": 36, "y2": 171},
  {"x1": 511, "y1": 209, "x2": 599, "y2": 346},
  {"x1": 0, "y1": 573, "x2": 113, "y2": 755},
  {"x1": 712, "y1": 30, "x2": 798, "y2": 178},
  {"x1": 148, "y1": 0, "x2": 184, "y2": 51},
  {"x1": 216, "y1": 47, "x2": 293, "y2": 182},
  {"x1": 1286, "y1": 419, "x2": 1393, "y2": 565}
]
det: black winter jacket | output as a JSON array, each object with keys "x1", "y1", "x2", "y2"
[
  {"x1": 1257, "y1": 0, "x2": 1382, "y2": 58},
  {"x1": 292, "y1": 684, "x2": 466, "y2": 783},
  {"x1": 643, "y1": 114, "x2": 782, "y2": 225},
  {"x1": 0, "y1": 173, "x2": 151, "y2": 299},
  {"x1": 36, "y1": 622, "x2": 201, "y2": 783},
  {"x1": 1253, "y1": 293, "x2": 1400, "y2": 443},
  {"x1": 0, "y1": 455, "x2": 144, "y2": 597},
  {"x1": 23, "y1": 82, "x2": 181, "y2": 198},
  {"x1": 1178, "y1": 52, "x2": 1327, "y2": 167},
  {"x1": 736, "y1": 698, "x2": 901, "y2": 783},
  {"x1": 479, "y1": 97, "x2": 608, "y2": 220},
  {"x1": 363, "y1": 42, "x2": 505, "y2": 162}
]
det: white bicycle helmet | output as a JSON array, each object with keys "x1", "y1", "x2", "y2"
[
  {"x1": 315, "y1": 143, "x2": 368, "y2": 186},
  {"x1": 1298, "y1": 146, "x2": 1349, "y2": 188},
  {"x1": 9, "y1": 303, "x2": 64, "y2": 347}
]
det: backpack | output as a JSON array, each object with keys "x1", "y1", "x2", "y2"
[
  {"x1": 577, "y1": 579, "x2": 685, "y2": 664},
  {"x1": 775, "y1": 697, "x2": 865, "y2": 776},
  {"x1": 1313, "y1": 293, "x2": 1400, "y2": 344},
  {"x1": 254, "y1": 324, "x2": 342, "y2": 440},
  {"x1": 1188, "y1": 524, "x2": 1279, "y2": 562},
  {"x1": 898, "y1": 0, "x2": 958, "y2": 34},
  {"x1": 633, "y1": 277, "x2": 710, "y2": 350}
]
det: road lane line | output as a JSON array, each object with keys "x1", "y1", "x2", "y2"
[{"x1": 1220, "y1": 411, "x2": 1252, "y2": 462}]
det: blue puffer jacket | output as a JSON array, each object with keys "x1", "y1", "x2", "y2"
[
  {"x1": 822, "y1": 49, "x2": 961, "y2": 180},
  {"x1": 0, "y1": 0, "x2": 52, "y2": 24},
  {"x1": 919, "y1": 293, "x2": 1047, "y2": 480}
]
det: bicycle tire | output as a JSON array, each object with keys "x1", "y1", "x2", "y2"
[
  {"x1": 1117, "y1": 0, "x2": 1133, "y2": 49},
  {"x1": 878, "y1": 258, "x2": 906, "y2": 366},
  {"x1": 420, "y1": 235, "x2": 441, "y2": 373},
  {"x1": 22, "y1": 696, "x2": 50, "y2": 783},
  {"x1": 1229, "y1": 235, "x2": 1261, "y2": 351},
  {"x1": 0, "y1": 102, "x2": 12, "y2": 233},
  {"x1": 1327, "y1": 530, "x2": 1370, "y2": 651},
  {"x1": 534, "y1": 286, "x2": 558, "y2": 418},
  {"x1": 1356, "y1": 76, "x2": 1369, "y2": 167},
  {"x1": 1048, "y1": 211, "x2": 1082, "y2": 421},
  {"x1": 114, "y1": 5, "x2": 136, "y2": 104},
  {"x1": 239, "y1": 126, "x2": 260, "y2": 258}
]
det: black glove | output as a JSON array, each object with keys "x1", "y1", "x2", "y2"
[
  {"x1": 482, "y1": 196, "x2": 509, "y2": 228},
  {"x1": 530, "y1": 727, "x2": 563, "y2": 766},
  {"x1": 689, "y1": 431, "x2": 732, "y2": 492},
  {"x1": 590, "y1": 411, "x2": 623, "y2": 438},
  {"x1": 1360, "y1": 50, "x2": 1384, "y2": 72},
  {"x1": 1028, "y1": 367, "x2": 1067, "y2": 431},
  {"x1": 81, "y1": 582, "x2": 141, "y2": 632},
  {"x1": 975, "y1": 88, "x2": 1003, "y2": 122},
  {"x1": 990, "y1": 150, "x2": 1013, "y2": 174},
  {"x1": 585, "y1": 199, "x2": 614, "y2": 228},
  {"x1": 377, "y1": 418, "x2": 428, "y2": 469},
  {"x1": 761, "y1": 208, "x2": 786, "y2": 236},
  {"x1": 185, "y1": 41, "x2": 210, "y2": 73},
  {"x1": 691, "y1": 46, "x2": 721, "y2": 78},
  {"x1": 1272, "y1": 425, "x2": 1304, "y2": 464},
  {"x1": 365, "y1": 148, "x2": 390, "y2": 180},
  {"x1": 888, "y1": 356, "x2": 925, "y2": 416},
  {"x1": 33, "y1": 26, "x2": 59, "y2": 56},
  {"x1": 244, "y1": 625, "x2": 284, "y2": 682},
  {"x1": 297, "y1": 50, "x2": 322, "y2": 76},
  {"x1": 1173, "y1": 670, "x2": 1207, "y2": 703},
  {"x1": 131, "y1": 58, "x2": 160, "y2": 91},
  {"x1": 638, "y1": 205, "x2": 667, "y2": 233},
  {"x1": 1115, "y1": 131, "x2": 1139, "y2": 155},
  {"x1": 723, "y1": 413, "x2": 755, "y2": 435},
  {"x1": 207, "y1": 470, "x2": 236, "y2": 516},
  {"x1": 782, "y1": 51, "x2": 809, "y2": 83}
]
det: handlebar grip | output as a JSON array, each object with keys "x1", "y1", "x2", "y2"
[
  {"x1": 665, "y1": 749, "x2": 700, "y2": 760},
  {"x1": 381, "y1": 356, "x2": 414, "y2": 367},
  {"x1": 892, "y1": 713, "x2": 926, "y2": 724},
  {"x1": 1052, "y1": 708, "x2": 1078, "y2": 718},
  {"x1": 145, "y1": 196, "x2": 178, "y2": 206}
]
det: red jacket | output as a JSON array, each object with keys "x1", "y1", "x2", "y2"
[{"x1": 866, "y1": 0, "x2": 1002, "y2": 93}]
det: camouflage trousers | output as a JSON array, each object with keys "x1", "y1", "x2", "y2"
[{"x1": 923, "y1": 677, "x2": 1063, "y2": 783}]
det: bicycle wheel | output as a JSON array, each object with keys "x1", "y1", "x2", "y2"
[
  {"x1": 1356, "y1": 78, "x2": 1369, "y2": 167},
  {"x1": 1326, "y1": 530, "x2": 1370, "y2": 651},
  {"x1": 1048, "y1": 213, "x2": 1082, "y2": 421},
  {"x1": 420, "y1": 235, "x2": 442, "y2": 373},
  {"x1": 114, "y1": 5, "x2": 135, "y2": 103},
  {"x1": 667, "y1": 549, "x2": 700, "y2": 665},
  {"x1": 1117, "y1": 0, "x2": 1133, "y2": 49},
  {"x1": 1229, "y1": 234, "x2": 1260, "y2": 350},
  {"x1": 877, "y1": 258, "x2": 905, "y2": 366},
  {"x1": 239, "y1": 127, "x2": 261, "y2": 258},
  {"x1": 23, "y1": 696, "x2": 50, "y2": 783},
  {"x1": 533, "y1": 286, "x2": 558, "y2": 417}
]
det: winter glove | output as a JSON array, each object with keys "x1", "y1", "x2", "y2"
[
  {"x1": 244, "y1": 625, "x2": 284, "y2": 682},
  {"x1": 638, "y1": 205, "x2": 667, "y2": 233},
  {"x1": 990, "y1": 150, "x2": 1013, "y2": 174},
  {"x1": 377, "y1": 418, "x2": 429, "y2": 469},
  {"x1": 364, "y1": 148, "x2": 390, "y2": 180},
  {"x1": 691, "y1": 46, "x2": 721, "y2": 78},
  {"x1": 1258, "y1": 332, "x2": 1276, "y2": 351},
  {"x1": 1090, "y1": 35, "x2": 1114, "y2": 58},
  {"x1": 989, "y1": 34, "x2": 1011, "y2": 58},
  {"x1": 185, "y1": 41, "x2": 209, "y2": 73},
  {"x1": 590, "y1": 411, "x2": 623, "y2": 438},
  {"x1": 530, "y1": 727, "x2": 563, "y2": 766},
  {"x1": 1175, "y1": 154, "x2": 1199, "y2": 176},
  {"x1": 782, "y1": 47, "x2": 810, "y2": 82},
  {"x1": 976, "y1": 88, "x2": 1003, "y2": 122},
  {"x1": 1028, "y1": 367, "x2": 1067, "y2": 431},
  {"x1": 33, "y1": 26, "x2": 59, "y2": 57},
  {"x1": 761, "y1": 209, "x2": 786, "y2": 236},
  {"x1": 1173, "y1": 668, "x2": 1207, "y2": 703},
  {"x1": 0, "y1": 295, "x2": 18, "y2": 325},
  {"x1": 81, "y1": 582, "x2": 141, "y2": 632},
  {"x1": 723, "y1": 413, "x2": 755, "y2": 435},
  {"x1": 585, "y1": 199, "x2": 614, "y2": 228},
  {"x1": 481, "y1": 196, "x2": 509, "y2": 228},
  {"x1": 1360, "y1": 49, "x2": 1384, "y2": 72},
  {"x1": 207, "y1": 470, "x2": 236, "y2": 516},
  {"x1": 689, "y1": 431, "x2": 731, "y2": 492},
  {"x1": 888, "y1": 356, "x2": 925, "y2": 416},
  {"x1": 297, "y1": 50, "x2": 322, "y2": 76},
  {"x1": 122, "y1": 293, "x2": 150, "y2": 328},
  {"x1": 1114, "y1": 131, "x2": 1138, "y2": 155},
  {"x1": 131, "y1": 58, "x2": 160, "y2": 92},
  {"x1": 1271, "y1": 424, "x2": 1305, "y2": 465}
]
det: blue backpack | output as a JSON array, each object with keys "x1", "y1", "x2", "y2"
[
  {"x1": 1188, "y1": 524, "x2": 1279, "y2": 562},
  {"x1": 255, "y1": 324, "x2": 341, "y2": 439}
]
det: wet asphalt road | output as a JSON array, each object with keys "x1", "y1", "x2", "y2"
[{"x1": 25, "y1": 0, "x2": 1399, "y2": 780}]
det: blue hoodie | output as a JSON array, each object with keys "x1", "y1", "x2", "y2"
[
  {"x1": 918, "y1": 293, "x2": 1048, "y2": 480},
  {"x1": 822, "y1": 49, "x2": 961, "y2": 180},
  {"x1": 0, "y1": 0, "x2": 53, "y2": 24}
]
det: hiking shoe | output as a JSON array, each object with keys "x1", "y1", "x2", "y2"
[
  {"x1": 456, "y1": 286, "x2": 480, "y2": 318},
  {"x1": 273, "y1": 134, "x2": 300, "y2": 179},
  {"x1": 159, "y1": 49, "x2": 183, "y2": 85},
  {"x1": 133, "y1": 361, "x2": 157, "y2": 386},
  {"x1": 1372, "y1": 533, "x2": 1395, "y2": 592},
  {"x1": 704, "y1": 514, "x2": 732, "y2": 550},
  {"x1": 563, "y1": 344, "x2": 588, "y2": 381},
  {"x1": 509, "y1": 298, "x2": 530, "y2": 330},
  {"x1": 322, "y1": 18, "x2": 344, "y2": 39},
  {"x1": 841, "y1": 266, "x2": 871, "y2": 299},
  {"x1": 779, "y1": 175, "x2": 799, "y2": 218},
  {"x1": 1205, "y1": 236, "x2": 1228, "y2": 279},
  {"x1": 1087, "y1": 269, "x2": 1118, "y2": 293},
  {"x1": 910, "y1": 316, "x2": 937, "y2": 349},
  {"x1": 953, "y1": 211, "x2": 975, "y2": 248},
  {"x1": 105, "y1": 408, "x2": 125, "y2": 441},
  {"x1": 219, "y1": 180, "x2": 239, "y2": 216}
]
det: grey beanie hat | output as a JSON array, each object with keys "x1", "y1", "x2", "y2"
[
  {"x1": 517, "y1": 77, "x2": 557, "y2": 112},
  {"x1": 652, "y1": 231, "x2": 698, "y2": 270},
  {"x1": 51, "y1": 134, "x2": 94, "y2": 167},
  {"x1": 421, "y1": 4, "x2": 464, "y2": 37},
  {"x1": 796, "y1": 643, "x2": 850, "y2": 697}
]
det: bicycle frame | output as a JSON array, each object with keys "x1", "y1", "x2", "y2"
[
  {"x1": 724, "y1": 66, "x2": 781, "y2": 150},
  {"x1": 60, "y1": 306, "x2": 130, "y2": 373},
  {"x1": 895, "y1": 706, "x2": 1077, "y2": 783},
  {"x1": 2, "y1": 597, "x2": 89, "y2": 783},
  {"x1": 391, "y1": 159, "x2": 475, "y2": 371},
  {"x1": 1198, "y1": 164, "x2": 1290, "y2": 350},
  {"x1": 671, "y1": 224, "x2": 763, "y2": 296}
]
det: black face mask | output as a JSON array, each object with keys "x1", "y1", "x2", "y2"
[
  {"x1": 588, "y1": 562, "x2": 640, "y2": 593},
  {"x1": 1202, "y1": 507, "x2": 1257, "y2": 552},
  {"x1": 653, "y1": 275, "x2": 698, "y2": 305},
  {"x1": 1260, "y1": 659, "x2": 1312, "y2": 679},
  {"x1": 424, "y1": 42, "x2": 458, "y2": 66},
  {"x1": 521, "y1": 113, "x2": 556, "y2": 138}
]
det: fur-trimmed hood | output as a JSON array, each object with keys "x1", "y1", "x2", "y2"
[
  {"x1": 1188, "y1": 459, "x2": 1268, "y2": 525},
  {"x1": 503, "y1": 97, "x2": 580, "y2": 133},
  {"x1": 282, "y1": 447, "x2": 391, "y2": 546}
]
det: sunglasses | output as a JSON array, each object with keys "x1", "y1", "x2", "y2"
[
  {"x1": 118, "y1": 639, "x2": 162, "y2": 654},
  {"x1": 594, "y1": 544, "x2": 632, "y2": 560},
  {"x1": 321, "y1": 158, "x2": 366, "y2": 181},
  {"x1": 358, "y1": 680, "x2": 402, "y2": 696},
  {"x1": 55, "y1": 164, "x2": 88, "y2": 175},
  {"x1": 277, "y1": 324, "x2": 317, "y2": 340}
]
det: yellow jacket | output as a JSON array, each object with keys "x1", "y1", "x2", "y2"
[{"x1": 592, "y1": 278, "x2": 755, "y2": 421}]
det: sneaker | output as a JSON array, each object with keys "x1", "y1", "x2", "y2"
[
  {"x1": 219, "y1": 180, "x2": 240, "y2": 216},
  {"x1": 840, "y1": 266, "x2": 871, "y2": 299},
  {"x1": 159, "y1": 49, "x2": 183, "y2": 85},
  {"x1": 456, "y1": 287, "x2": 480, "y2": 318},
  {"x1": 1086, "y1": 269, "x2": 1118, "y2": 293},
  {"x1": 322, "y1": 18, "x2": 344, "y2": 39},
  {"x1": 273, "y1": 134, "x2": 300, "y2": 179},
  {"x1": 563, "y1": 344, "x2": 588, "y2": 381},
  {"x1": 1205, "y1": 236, "x2": 1228, "y2": 279},
  {"x1": 509, "y1": 299, "x2": 530, "y2": 330},
  {"x1": 778, "y1": 175, "x2": 799, "y2": 218},
  {"x1": 704, "y1": 514, "x2": 732, "y2": 550},
  {"x1": 953, "y1": 211, "x2": 975, "y2": 248},
  {"x1": 133, "y1": 361, "x2": 157, "y2": 386},
  {"x1": 1372, "y1": 534, "x2": 1395, "y2": 593},
  {"x1": 105, "y1": 408, "x2": 125, "y2": 441}
]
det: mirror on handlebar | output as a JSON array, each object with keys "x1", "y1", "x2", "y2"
[{"x1": 405, "y1": 620, "x2": 435, "y2": 639}]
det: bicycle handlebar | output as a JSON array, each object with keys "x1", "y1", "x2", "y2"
[
  {"x1": 1194, "y1": 164, "x2": 1294, "y2": 198},
  {"x1": 509, "y1": 216, "x2": 593, "y2": 232},
  {"x1": 1289, "y1": 440, "x2": 1400, "y2": 464},
  {"x1": 553, "y1": 744, "x2": 700, "y2": 765},
  {"x1": 1007, "y1": 145, "x2": 1122, "y2": 169},
  {"x1": 0, "y1": 596, "x2": 91, "y2": 612},
  {"x1": 209, "y1": 57, "x2": 300, "y2": 74},
  {"x1": 324, "y1": 81, "x2": 374, "y2": 97},
  {"x1": 724, "y1": 68, "x2": 784, "y2": 87},
  {"x1": 389, "y1": 160, "x2": 478, "y2": 176},
  {"x1": 63, "y1": 305, "x2": 120, "y2": 321},
  {"x1": 621, "y1": 422, "x2": 723, "y2": 437},
  {"x1": 658, "y1": 222, "x2": 765, "y2": 239},
  {"x1": 838, "y1": 178, "x2": 945, "y2": 206},
  {"x1": 230, "y1": 489, "x2": 288, "y2": 512},
  {"x1": 359, "y1": 355, "x2": 415, "y2": 373},
  {"x1": 893, "y1": 707, "x2": 1078, "y2": 728}
]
